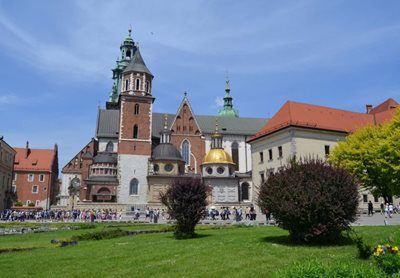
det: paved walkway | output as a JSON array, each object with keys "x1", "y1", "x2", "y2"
[{"x1": 352, "y1": 213, "x2": 400, "y2": 226}]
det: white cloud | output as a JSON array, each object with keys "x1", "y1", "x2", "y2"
[
  {"x1": 0, "y1": 94, "x2": 19, "y2": 105},
  {"x1": 214, "y1": 96, "x2": 224, "y2": 108}
]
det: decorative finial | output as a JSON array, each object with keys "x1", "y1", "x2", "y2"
[
  {"x1": 128, "y1": 25, "x2": 132, "y2": 37},
  {"x1": 184, "y1": 91, "x2": 187, "y2": 97},
  {"x1": 163, "y1": 114, "x2": 168, "y2": 129},
  {"x1": 215, "y1": 118, "x2": 219, "y2": 133}
]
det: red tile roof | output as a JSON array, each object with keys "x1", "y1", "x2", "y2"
[
  {"x1": 369, "y1": 98, "x2": 398, "y2": 115},
  {"x1": 249, "y1": 99, "x2": 398, "y2": 142},
  {"x1": 14, "y1": 147, "x2": 56, "y2": 172}
]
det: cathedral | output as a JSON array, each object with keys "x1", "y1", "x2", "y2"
[{"x1": 58, "y1": 30, "x2": 267, "y2": 210}]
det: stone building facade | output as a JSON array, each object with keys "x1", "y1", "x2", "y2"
[
  {"x1": 58, "y1": 30, "x2": 267, "y2": 210},
  {"x1": 0, "y1": 136, "x2": 16, "y2": 210},
  {"x1": 249, "y1": 99, "x2": 399, "y2": 211}
]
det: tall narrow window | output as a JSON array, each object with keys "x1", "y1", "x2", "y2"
[
  {"x1": 134, "y1": 103, "x2": 140, "y2": 115},
  {"x1": 259, "y1": 151, "x2": 264, "y2": 163},
  {"x1": 268, "y1": 149, "x2": 273, "y2": 160},
  {"x1": 324, "y1": 145, "x2": 330, "y2": 157},
  {"x1": 241, "y1": 182, "x2": 250, "y2": 201},
  {"x1": 129, "y1": 178, "x2": 139, "y2": 195},
  {"x1": 126, "y1": 50, "x2": 131, "y2": 59},
  {"x1": 182, "y1": 140, "x2": 190, "y2": 164},
  {"x1": 133, "y1": 125, "x2": 139, "y2": 139},
  {"x1": 106, "y1": 141, "x2": 114, "y2": 152},
  {"x1": 135, "y1": 79, "x2": 140, "y2": 90},
  {"x1": 125, "y1": 80, "x2": 129, "y2": 91},
  {"x1": 278, "y1": 146, "x2": 283, "y2": 158},
  {"x1": 231, "y1": 142, "x2": 239, "y2": 171},
  {"x1": 146, "y1": 81, "x2": 150, "y2": 93}
]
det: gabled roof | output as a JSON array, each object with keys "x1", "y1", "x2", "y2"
[
  {"x1": 249, "y1": 98, "x2": 398, "y2": 142},
  {"x1": 369, "y1": 98, "x2": 398, "y2": 115},
  {"x1": 14, "y1": 147, "x2": 56, "y2": 172},
  {"x1": 169, "y1": 95, "x2": 202, "y2": 134},
  {"x1": 96, "y1": 109, "x2": 120, "y2": 138},
  {"x1": 122, "y1": 48, "x2": 153, "y2": 76}
]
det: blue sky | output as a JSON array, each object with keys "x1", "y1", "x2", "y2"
[{"x1": 1, "y1": 0, "x2": 400, "y2": 169}]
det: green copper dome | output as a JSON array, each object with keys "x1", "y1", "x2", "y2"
[{"x1": 218, "y1": 80, "x2": 239, "y2": 117}]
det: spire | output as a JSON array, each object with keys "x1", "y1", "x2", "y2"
[
  {"x1": 218, "y1": 79, "x2": 239, "y2": 117},
  {"x1": 160, "y1": 114, "x2": 171, "y2": 144},
  {"x1": 123, "y1": 47, "x2": 153, "y2": 76},
  {"x1": 211, "y1": 118, "x2": 223, "y2": 149}
]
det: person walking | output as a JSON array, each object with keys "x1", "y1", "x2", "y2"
[{"x1": 368, "y1": 201, "x2": 374, "y2": 216}]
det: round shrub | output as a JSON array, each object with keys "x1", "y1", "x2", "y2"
[
  {"x1": 160, "y1": 177, "x2": 210, "y2": 239},
  {"x1": 258, "y1": 159, "x2": 359, "y2": 243}
]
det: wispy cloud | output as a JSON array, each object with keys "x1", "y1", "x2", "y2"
[
  {"x1": 0, "y1": 94, "x2": 19, "y2": 105},
  {"x1": 0, "y1": 10, "x2": 109, "y2": 81}
]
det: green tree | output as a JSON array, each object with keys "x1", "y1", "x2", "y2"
[
  {"x1": 160, "y1": 177, "x2": 210, "y2": 239},
  {"x1": 330, "y1": 109, "x2": 400, "y2": 203}
]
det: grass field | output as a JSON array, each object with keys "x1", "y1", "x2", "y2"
[{"x1": 0, "y1": 222, "x2": 399, "y2": 277}]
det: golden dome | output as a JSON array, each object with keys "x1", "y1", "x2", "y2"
[{"x1": 202, "y1": 149, "x2": 235, "y2": 165}]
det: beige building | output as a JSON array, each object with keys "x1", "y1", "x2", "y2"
[
  {"x1": 249, "y1": 99, "x2": 399, "y2": 212},
  {"x1": 0, "y1": 136, "x2": 16, "y2": 210}
]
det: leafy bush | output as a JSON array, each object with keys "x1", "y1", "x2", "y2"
[
  {"x1": 284, "y1": 260, "x2": 386, "y2": 277},
  {"x1": 27, "y1": 202, "x2": 35, "y2": 207},
  {"x1": 14, "y1": 201, "x2": 23, "y2": 207},
  {"x1": 354, "y1": 234, "x2": 373, "y2": 259},
  {"x1": 160, "y1": 177, "x2": 210, "y2": 239},
  {"x1": 258, "y1": 159, "x2": 359, "y2": 243}
]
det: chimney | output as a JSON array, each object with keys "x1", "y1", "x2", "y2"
[
  {"x1": 25, "y1": 141, "x2": 31, "y2": 158},
  {"x1": 366, "y1": 104, "x2": 373, "y2": 114}
]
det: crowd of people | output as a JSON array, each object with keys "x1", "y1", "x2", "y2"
[
  {"x1": 206, "y1": 206, "x2": 258, "y2": 221},
  {"x1": 0, "y1": 209, "x2": 123, "y2": 222},
  {"x1": 367, "y1": 201, "x2": 400, "y2": 217}
]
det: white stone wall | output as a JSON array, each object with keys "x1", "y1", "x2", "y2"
[
  {"x1": 59, "y1": 173, "x2": 81, "y2": 207},
  {"x1": 204, "y1": 134, "x2": 252, "y2": 173},
  {"x1": 249, "y1": 126, "x2": 400, "y2": 212},
  {"x1": 117, "y1": 154, "x2": 149, "y2": 205},
  {"x1": 204, "y1": 178, "x2": 239, "y2": 204},
  {"x1": 98, "y1": 139, "x2": 119, "y2": 152}
]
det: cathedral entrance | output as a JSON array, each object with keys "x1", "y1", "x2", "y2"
[{"x1": 92, "y1": 187, "x2": 116, "y2": 202}]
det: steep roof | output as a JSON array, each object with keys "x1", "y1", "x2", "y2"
[
  {"x1": 249, "y1": 99, "x2": 398, "y2": 142},
  {"x1": 122, "y1": 48, "x2": 153, "y2": 76},
  {"x1": 14, "y1": 148, "x2": 56, "y2": 172},
  {"x1": 369, "y1": 98, "x2": 398, "y2": 115},
  {"x1": 152, "y1": 112, "x2": 267, "y2": 137},
  {"x1": 96, "y1": 109, "x2": 120, "y2": 138}
]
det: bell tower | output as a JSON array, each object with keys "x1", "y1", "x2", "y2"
[
  {"x1": 108, "y1": 28, "x2": 137, "y2": 106},
  {"x1": 117, "y1": 33, "x2": 154, "y2": 205}
]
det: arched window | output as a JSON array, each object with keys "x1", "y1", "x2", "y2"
[
  {"x1": 232, "y1": 142, "x2": 239, "y2": 171},
  {"x1": 133, "y1": 125, "x2": 139, "y2": 139},
  {"x1": 241, "y1": 182, "x2": 250, "y2": 201},
  {"x1": 135, "y1": 79, "x2": 140, "y2": 90},
  {"x1": 134, "y1": 104, "x2": 140, "y2": 115},
  {"x1": 125, "y1": 80, "x2": 129, "y2": 91},
  {"x1": 106, "y1": 141, "x2": 114, "y2": 152},
  {"x1": 146, "y1": 81, "x2": 150, "y2": 93},
  {"x1": 126, "y1": 50, "x2": 131, "y2": 59},
  {"x1": 182, "y1": 140, "x2": 190, "y2": 164},
  {"x1": 129, "y1": 178, "x2": 139, "y2": 195}
]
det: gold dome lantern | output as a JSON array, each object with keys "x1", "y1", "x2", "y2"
[{"x1": 202, "y1": 149, "x2": 235, "y2": 165}]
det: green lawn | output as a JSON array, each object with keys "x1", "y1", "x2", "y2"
[{"x1": 0, "y1": 223, "x2": 398, "y2": 277}]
